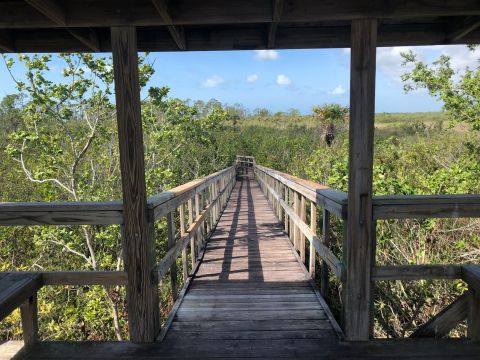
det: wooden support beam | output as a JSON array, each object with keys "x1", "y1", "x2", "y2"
[
  {"x1": 447, "y1": 16, "x2": 480, "y2": 42},
  {"x1": 344, "y1": 18, "x2": 377, "y2": 341},
  {"x1": 320, "y1": 209, "x2": 330, "y2": 298},
  {"x1": 0, "y1": 30, "x2": 15, "y2": 52},
  {"x1": 411, "y1": 293, "x2": 469, "y2": 338},
  {"x1": 267, "y1": 0, "x2": 285, "y2": 48},
  {"x1": 151, "y1": 0, "x2": 186, "y2": 50},
  {"x1": 20, "y1": 294, "x2": 38, "y2": 348},
  {"x1": 24, "y1": 0, "x2": 100, "y2": 51},
  {"x1": 111, "y1": 26, "x2": 159, "y2": 342}
]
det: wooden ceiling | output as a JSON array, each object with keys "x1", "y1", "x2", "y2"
[{"x1": 0, "y1": 0, "x2": 479, "y2": 52}]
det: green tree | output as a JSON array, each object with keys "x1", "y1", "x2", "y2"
[{"x1": 401, "y1": 46, "x2": 479, "y2": 130}]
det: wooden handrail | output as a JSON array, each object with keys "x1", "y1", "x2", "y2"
[
  {"x1": 254, "y1": 164, "x2": 348, "y2": 218},
  {"x1": 373, "y1": 194, "x2": 480, "y2": 219},
  {"x1": 147, "y1": 166, "x2": 234, "y2": 220},
  {"x1": 0, "y1": 167, "x2": 234, "y2": 226},
  {"x1": 0, "y1": 201, "x2": 124, "y2": 226},
  {"x1": 256, "y1": 173, "x2": 344, "y2": 281}
]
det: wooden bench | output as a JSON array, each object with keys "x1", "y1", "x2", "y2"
[{"x1": 0, "y1": 272, "x2": 42, "y2": 347}]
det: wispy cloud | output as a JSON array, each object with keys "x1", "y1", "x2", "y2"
[
  {"x1": 254, "y1": 50, "x2": 279, "y2": 61},
  {"x1": 329, "y1": 84, "x2": 346, "y2": 95},
  {"x1": 247, "y1": 74, "x2": 259, "y2": 82},
  {"x1": 202, "y1": 75, "x2": 224, "y2": 88},
  {"x1": 276, "y1": 74, "x2": 291, "y2": 85}
]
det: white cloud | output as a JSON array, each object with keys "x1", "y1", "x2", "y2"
[
  {"x1": 276, "y1": 74, "x2": 291, "y2": 86},
  {"x1": 254, "y1": 50, "x2": 279, "y2": 61},
  {"x1": 202, "y1": 75, "x2": 224, "y2": 88},
  {"x1": 375, "y1": 45, "x2": 480, "y2": 82},
  {"x1": 247, "y1": 74, "x2": 258, "y2": 83},
  {"x1": 376, "y1": 46, "x2": 415, "y2": 82},
  {"x1": 329, "y1": 85, "x2": 346, "y2": 95}
]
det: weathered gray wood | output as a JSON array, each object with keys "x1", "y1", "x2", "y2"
[
  {"x1": 111, "y1": 26, "x2": 159, "y2": 342},
  {"x1": 447, "y1": 16, "x2": 480, "y2": 42},
  {"x1": 372, "y1": 265, "x2": 463, "y2": 281},
  {"x1": 151, "y1": 0, "x2": 186, "y2": 50},
  {"x1": 166, "y1": 211, "x2": 178, "y2": 300},
  {"x1": 309, "y1": 202, "x2": 316, "y2": 279},
  {"x1": 24, "y1": 0, "x2": 100, "y2": 51},
  {"x1": 320, "y1": 209, "x2": 330, "y2": 298},
  {"x1": 0, "y1": 201, "x2": 123, "y2": 226},
  {"x1": 0, "y1": 273, "x2": 42, "y2": 321},
  {"x1": 462, "y1": 265, "x2": 480, "y2": 293},
  {"x1": 469, "y1": 290, "x2": 480, "y2": 341},
  {"x1": 0, "y1": 30, "x2": 15, "y2": 52},
  {"x1": 344, "y1": 18, "x2": 377, "y2": 341},
  {"x1": 254, "y1": 164, "x2": 348, "y2": 219},
  {"x1": 179, "y1": 204, "x2": 188, "y2": 281},
  {"x1": 20, "y1": 294, "x2": 38, "y2": 348},
  {"x1": 373, "y1": 194, "x2": 480, "y2": 219},
  {"x1": 42, "y1": 271, "x2": 128, "y2": 285},
  {"x1": 256, "y1": 174, "x2": 344, "y2": 280},
  {"x1": 3, "y1": 1, "x2": 480, "y2": 29},
  {"x1": 411, "y1": 293, "x2": 470, "y2": 338},
  {"x1": 267, "y1": 0, "x2": 285, "y2": 48}
]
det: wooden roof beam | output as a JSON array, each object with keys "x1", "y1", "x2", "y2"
[
  {"x1": 24, "y1": 0, "x2": 100, "y2": 51},
  {"x1": 0, "y1": 30, "x2": 15, "y2": 52},
  {"x1": 446, "y1": 16, "x2": 480, "y2": 42},
  {"x1": 151, "y1": 0, "x2": 186, "y2": 50},
  {"x1": 267, "y1": 0, "x2": 285, "y2": 48}
]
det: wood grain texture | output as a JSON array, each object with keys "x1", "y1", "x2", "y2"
[
  {"x1": 344, "y1": 18, "x2": 377, "y2": 341},
  {"x1": 411, "y1": 293, "x2": 469, "y2": 338},
  {"x1": 20, "y1": 294, "x2": 38, "y2": 348},
  {"x1": 111, "y1": 26, "x2": 158, "y2": 342}
]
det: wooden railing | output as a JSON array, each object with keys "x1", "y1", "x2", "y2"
[
  {"x1": 253, "y1": 161, "x2": 480, "y2": 341},
  {"x1": 371, "y1": 194, "x2": 480, "y2": 340},
  {"x1": 254, "y1": 164, "x2": 347, "y2": 303},
  {"x1": 0, "y1": 165, "x2": 236, "y2": 342}
]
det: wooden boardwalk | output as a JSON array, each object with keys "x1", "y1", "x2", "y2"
[
  {"x1": 162, "y1": 173, "x2": 338, "y2": 347},
  {"x1": 12, "y1": 174, "x2": 480, "y2": 359}
]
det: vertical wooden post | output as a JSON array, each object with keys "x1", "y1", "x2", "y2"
[
  {"x1": 309, "y1": 203, "x2": 317, "y2": 279},
  {"x1": 195, "y1": 193, "x2": 202, "y2": 253},
  {"x1": 167, "y1": 211, "x2": 178, "y2": 300},
  {"x1": 321, "y1": 209, "x2": 330, "y2": 298},
  {"x1": 188, "y1": 198, "x2": 196, "y2": 268},
  {"x1": 300, "y1": 196, "x2": 306, "y2": 262},
  {"x1": 284, "y1": 186, "x2": 289, "y2": 233},
  {"x1": 179, "y1": 204, "x2": 188, "y2": 281},
  {"x1": 111, "y1": 26, "x2": 159, "y2": 342},
  {"x1": 469, "y1": 290, "x2": 480, "y2": 341},
  {"x1": 20, "y1": 294, "x2": 38, "y2": 348},
  {"x1": 344, "y1": 18, "x2": 377, "y2": 341}
]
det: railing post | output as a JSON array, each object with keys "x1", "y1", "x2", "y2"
[
  {"x1": 111, "y1": 26, "x2": 159, "y2": 342},
  {"x1": 179, "y1": 204, "x2": 188, "y2": 281},
  {"x1": 20, "y1": 294, "x2": 38, "y2": 348},
  {"x1": 344, "y1": 18, "x2": 377, "y2": 341},
  {"x1": 300, "y1": 195, "x2": 306, "y2": 262},
  {"x1": 195, "y1": 193, "x2": 202, "y2": 254},
  {"x1": 321, "y1": 209, "x2": 330, "y2": 298},
  {"x1": 469, "y1": 290, "x2": 480, "y2": 341},
  {"x1": 284, "y1": 186, "x2": 289, "y2": 234},
  {"x1": 188, "y1": 198, "x2": 196, "y2": 268},
  {"x1": 167, "y1": 211, "x2": 178, "y2": 300},
  {"x1": 309, "y1": 203, "x2": 317, "y2": 279}
]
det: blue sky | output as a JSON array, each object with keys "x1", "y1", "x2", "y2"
[{"x1": 0, "y1": 45, "x2": 478, "y2": 114}]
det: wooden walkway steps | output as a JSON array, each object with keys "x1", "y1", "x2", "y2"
[{"x1": 13, "y1": 175, "x2": 480, "y2": 359}]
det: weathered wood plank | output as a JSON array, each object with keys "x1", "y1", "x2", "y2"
[
  {"x1": 42, "y1": 271, "x2": 127, "y2": 285},
  {"x1": 20, "y1": 294, "x2": 38, "y2": 348},
  {"x1": 344, "y1": 18, "x2": 377, "y2": 341},
  {"x1": 411, "y1": 293, "x2": 470, "y2": 338},
  {"x1": 373, "y1": 264, "x2": 463, "y2": 281},
  {"x1": 111, "y1": 26, "x2": 158, "y2": 342}
]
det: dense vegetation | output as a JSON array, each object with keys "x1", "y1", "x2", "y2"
[{"x1": 0, "y1": 48, "x2": 479, "y2": 340}]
